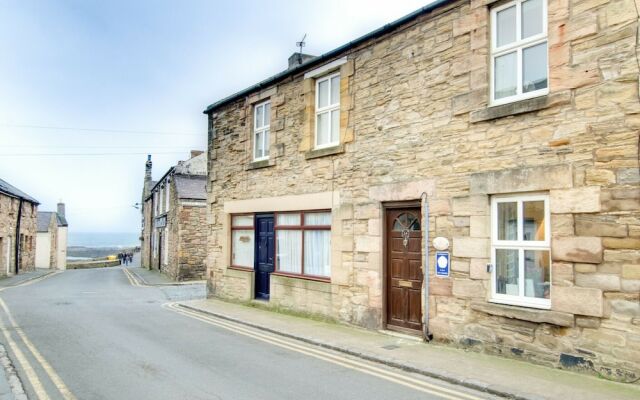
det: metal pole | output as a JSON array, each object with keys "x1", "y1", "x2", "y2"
[{"x1": 422, "y1": 193, "x2": 432, "y2": 342}]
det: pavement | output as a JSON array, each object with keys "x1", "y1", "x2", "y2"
[
  {"x1": 0, "y1": 265, "x2": 498, "y2": 400},
  {"x1": 179, "y1": 297, "x2": 640, "y2": 400}
]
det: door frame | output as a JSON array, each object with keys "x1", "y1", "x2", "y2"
[
  {"x1": 254, "y1": 213, "x2": 274, "y2": 300},
  {"x1": 382, "y1": 200, "x2": 422, "y2": 333}
]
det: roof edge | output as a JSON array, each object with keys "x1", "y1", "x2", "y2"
[{"x1": 203, "y1": 0, "x2": 454, "y2": 114}]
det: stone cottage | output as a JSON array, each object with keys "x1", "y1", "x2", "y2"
[
  {"x1": 35, "y1": 202, "x2": 68, "y2": 269},
  {"x1": 204, "y1": 0, "x2": 640, "y2": 380},
  {"x1": 0, "y1": 178, "x2": 39, "y2": 276},
  {"x1": 141, "y1": 152, "x2": 208, "y2": 280}
]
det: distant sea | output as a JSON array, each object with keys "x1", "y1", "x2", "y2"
[{"x1": 68, "y1": 232, "x2": 140, "y2": 248}]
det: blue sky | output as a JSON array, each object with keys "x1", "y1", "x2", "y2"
[{"x1": 0, "y1": 0, "x2": 430, "y2": 234}]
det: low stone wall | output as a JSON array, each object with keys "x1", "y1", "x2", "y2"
[{"x1": 66, "y1": 260, "x2": 120, "y2": 270}]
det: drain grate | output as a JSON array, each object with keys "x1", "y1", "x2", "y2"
[{"x1": 382, "y1": 344, "x2": 400, "y2": 350}]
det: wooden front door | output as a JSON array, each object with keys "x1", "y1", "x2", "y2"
[
  {"x1": 254, "y1": 215, "x2": 275, "y2": 300},
  {"x1": 386, "y1": 208, "x2": 423, "y2": 333}
]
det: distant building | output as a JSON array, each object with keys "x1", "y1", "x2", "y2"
[
  {"x1": 140, "y1": 151, "x2": 207, "y2": 280},
  {"x1": 35, "y1": 202, "x2": 68, "y2": 269},
  {"x1": 0, "y1": 178, "x2": 39, "y2": 276}
]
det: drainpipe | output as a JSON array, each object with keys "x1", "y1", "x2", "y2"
[
  {"x1": 421, "y1": 192, "x2": 433, "y2": 342},
  {"x1": 14, "y1": 198, "x2": 23, "y2": 274}
]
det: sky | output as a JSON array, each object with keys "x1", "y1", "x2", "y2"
[{"x1": 0, "y1": 0, "x2": 431, "y2": 234}]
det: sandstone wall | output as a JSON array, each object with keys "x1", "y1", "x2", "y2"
[
  {"x1": 206, "y1": 0, "x2": 640, "y2": 379},
  {"x1": 0, "y1": 195, "x2": 37, "y2": 275}
]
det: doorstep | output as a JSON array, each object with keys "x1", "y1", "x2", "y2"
[{"x1": 178, "y1": 298, "x2": 640, "y2": 400}]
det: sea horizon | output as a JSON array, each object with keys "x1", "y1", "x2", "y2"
[{"x1": 68, "y1": 231, "x2": 140, "y2": 248}]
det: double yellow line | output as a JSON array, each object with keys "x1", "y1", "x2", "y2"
[
  {"x1": 0, "y1": 272, "x2": 76, "y2": 400},
  {"x1": 122, "y1": 267, "x2": 148, "y2": 287},
  {"x1": 164, "y1": 302, "x2": 485, "y2": 400}
]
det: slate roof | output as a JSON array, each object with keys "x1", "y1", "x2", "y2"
[
  {"x1": 174, "y1": 174, "x2": 207, "y2": 200},
  {"x1": 37, "y1": 211, "x2": 68, "y2": 232},
  {"x1": 0, "y1": 178, "x2": 39, "y2": 205},
  {"x1": 37, "y1": 212, "x2": 54, "y2": 232}
]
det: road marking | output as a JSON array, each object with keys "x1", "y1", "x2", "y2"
[
  {"x1": 0, "y1": 316, "x2": 50, "y2": 400},
  {"x1": 122, "y1": 268, "x2": 145, "y2": 287},
  {"x1": 164, "y1": 302, "x2": 485, "y2": 400},
  {"x1": 0, "y1": 298, "x2": 77, "y2": 400},
  {"x1": 0, "y1": 271, "x2": 61, "y2": 293}
]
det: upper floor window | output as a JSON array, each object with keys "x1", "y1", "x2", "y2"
[
  {"x1": 491, "y1": 0, "x2": 548, "y2": 105},
  {"x1": 315, "y1": 72, "x2": 340, "y2": 149},
  {"x1": 253, "y1": 101, "x2": 270, "y2": 161},
  {"x1": 165, "y1": 180, "x2": 171, "y2": 212},
  {"x1": 491, "y1": 194, "x2": 550, "y2": 309}
]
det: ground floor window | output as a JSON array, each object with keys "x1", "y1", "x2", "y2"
[
  {"x1": 491, "y1": 194, "x2": 550, "y2": 308},
  {"x1": 276, "y1": 211, "x2": 331, "y2": 278},
  {"x1": 231, "y1": 215, "x2": 254, "y2": 268}
]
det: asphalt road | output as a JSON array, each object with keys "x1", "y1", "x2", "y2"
[{"x1": 0, "y1": 267, "x2": 496, "y2": 400}]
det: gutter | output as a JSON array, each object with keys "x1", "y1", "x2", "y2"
[
  {"x1": 203, "y1": 0, "x2": 454, "y2": 114},
  {"x1": 14, "y1": 198, "x2": 23, "y2": 274},
  {"x1": 422, "y1": 193, "x2": 432, "y2": 342}
]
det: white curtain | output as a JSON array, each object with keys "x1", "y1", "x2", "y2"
[
  {"x1": 304, "y1": 230, "x2": 331, "y2": 276},
  {"x1": 277, "y1": 213, "x2": 301, "y2": 226},
  {"x1": 232, "y1": 230, "x2": 254, "y2": 267},
  {"x1": 277, "y1": 230, "x2": 301, "y2": 273},
  {"x1": 304, "y1": 212, "x2": 331, "y2": 226}
]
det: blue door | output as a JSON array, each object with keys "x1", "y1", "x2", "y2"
[{"x1": 255, "y1": 214, "x2": 274, "y2": 300}]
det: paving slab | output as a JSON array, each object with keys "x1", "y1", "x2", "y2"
[{"x1": 179, "y1": 297, "x2": 640, "y2": 400}]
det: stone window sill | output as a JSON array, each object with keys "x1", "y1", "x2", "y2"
[
  {"x1": 271, "y1": 271, "x2": 331, "y2": 283},
  {"x1": 245, "y1": 159, "x2": 273, "y2": 171},
  {"x1": 470, "y1": 301, "x2": 574, "y2": 327},
  {"x1": 228, "y1": 265, "x2": 253, "y2": 273},
  {"x1": 469, "y1": 92, "x2": 570, "y2": 123},
  {"x1": 305, "y1": 144, "x2": 344, "y2": 160}
]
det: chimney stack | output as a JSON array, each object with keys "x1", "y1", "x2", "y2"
[
  {"x1": 143, "y1": 154, "x2": 153, "y2": 199},
  {"x1": 288, "y1": 53, "x2": 316, "y2": 69},
  {"x1": 57, "y1": 202, "x2": 65, "y2": 218}
]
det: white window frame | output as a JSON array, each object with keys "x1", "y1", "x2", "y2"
[
  {"x1": 314, "y1": 72, "x2": 340, "y2": 149},
  {"x1": 253, "y1": 100, "x2": 270, "y2": 162},
  {"x1": 491, "y1": 193, "x2": 551, "y2": 309},
  {"x1": 490, "y1": 0, "x2": 548, "y2": 106},
  {"x1": 163, "y1": 230, "x2": 169, "y2": 265},
  {"x1": 154, "y1": 192, "x2": 159, "y2": 216}
]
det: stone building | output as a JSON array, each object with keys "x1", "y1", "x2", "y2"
[
  {"x1": 0, "y1": 178, "x2": 39, "y2": 276},
  {"x1": 203, "y1": 0, "x2": 640, "y2": 379},
  {"x1": 35, "y1": 202, "x2": 68, "y2": 269},
  {"x1": 141, "y1": 152, "x2": 208, "y2": 280}
]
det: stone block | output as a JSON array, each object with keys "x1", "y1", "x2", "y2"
[
  {"x1": 452, "y1": 237, "x2": 489, "y2": 258},
  {"x1": 575, "y1": 316, "x2": 600, "y2": 329},
  {"x1": 470, "y1": 165, "x2": 573, "y2": 194},
  {"x1": 452, "y1": 279, "x2": 486, "y2": 299},
  {"x1": 602, "y1": 237, "x2": 640, "y2": 250},
  {"x1": 430, "y1": 278, "x2": 452, "y2": 296},
  {"x1": 575, "y1": 217, "x2": 627, "y2": 237},
  {"x1": 551, "y1": 214, "x2": 574, "y2": 236},
  {"x1": 429, "y1": 199, "x2": 451, "y2": 216},
  {"x1": 451, "y1": 195, "x2": 488, "y2": 216},
  {"x1": 585, "y1": 169, "x2": 616, "y2": 185},
  {"x1": 471, "y1": 302, "x2": 574, "y2": 327},
  {"x1": 552, "y1": 236, "x2": 603, "y2": 264},
  {"x1": 575, "y1": 263, "x2": 597, "y2": 273},
  {"x1": 355, "y1": 236, "x2": 380, "y2": 253},
  {"x1": 617, "y1": 168, "x2": 640, "y2": 185},
  {"x1": 552, "y1": 262, "x2": 574, "y2": 286},
  {"x1": 470, "y1": 215, "x2": 489, "y2": 238},
  {"x1": 451, "y1": 259, "x2": 470, "y2": 273},
  {"x1": 622, "y1": 264, "x2": 640, "y2": 280},
  {"x1": 552, "y1": 286, "x2": 604, "y2": 317},
  {"x1": 469, "y1": 258, "x2": 490, "y2": 280},
  {"x1": 575, "y1": 273, "x2": 621, "y2": 291},
  {"x1": 621, "y1": 279, "x2": 640, "y2": 293},
  {"x1": 550, "y1": 187, "x2": 601, "y2": 214}
]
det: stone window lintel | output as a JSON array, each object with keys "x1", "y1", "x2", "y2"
[{"x1": 471, "y1": 301, "x2": 575, "y2": 327}]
